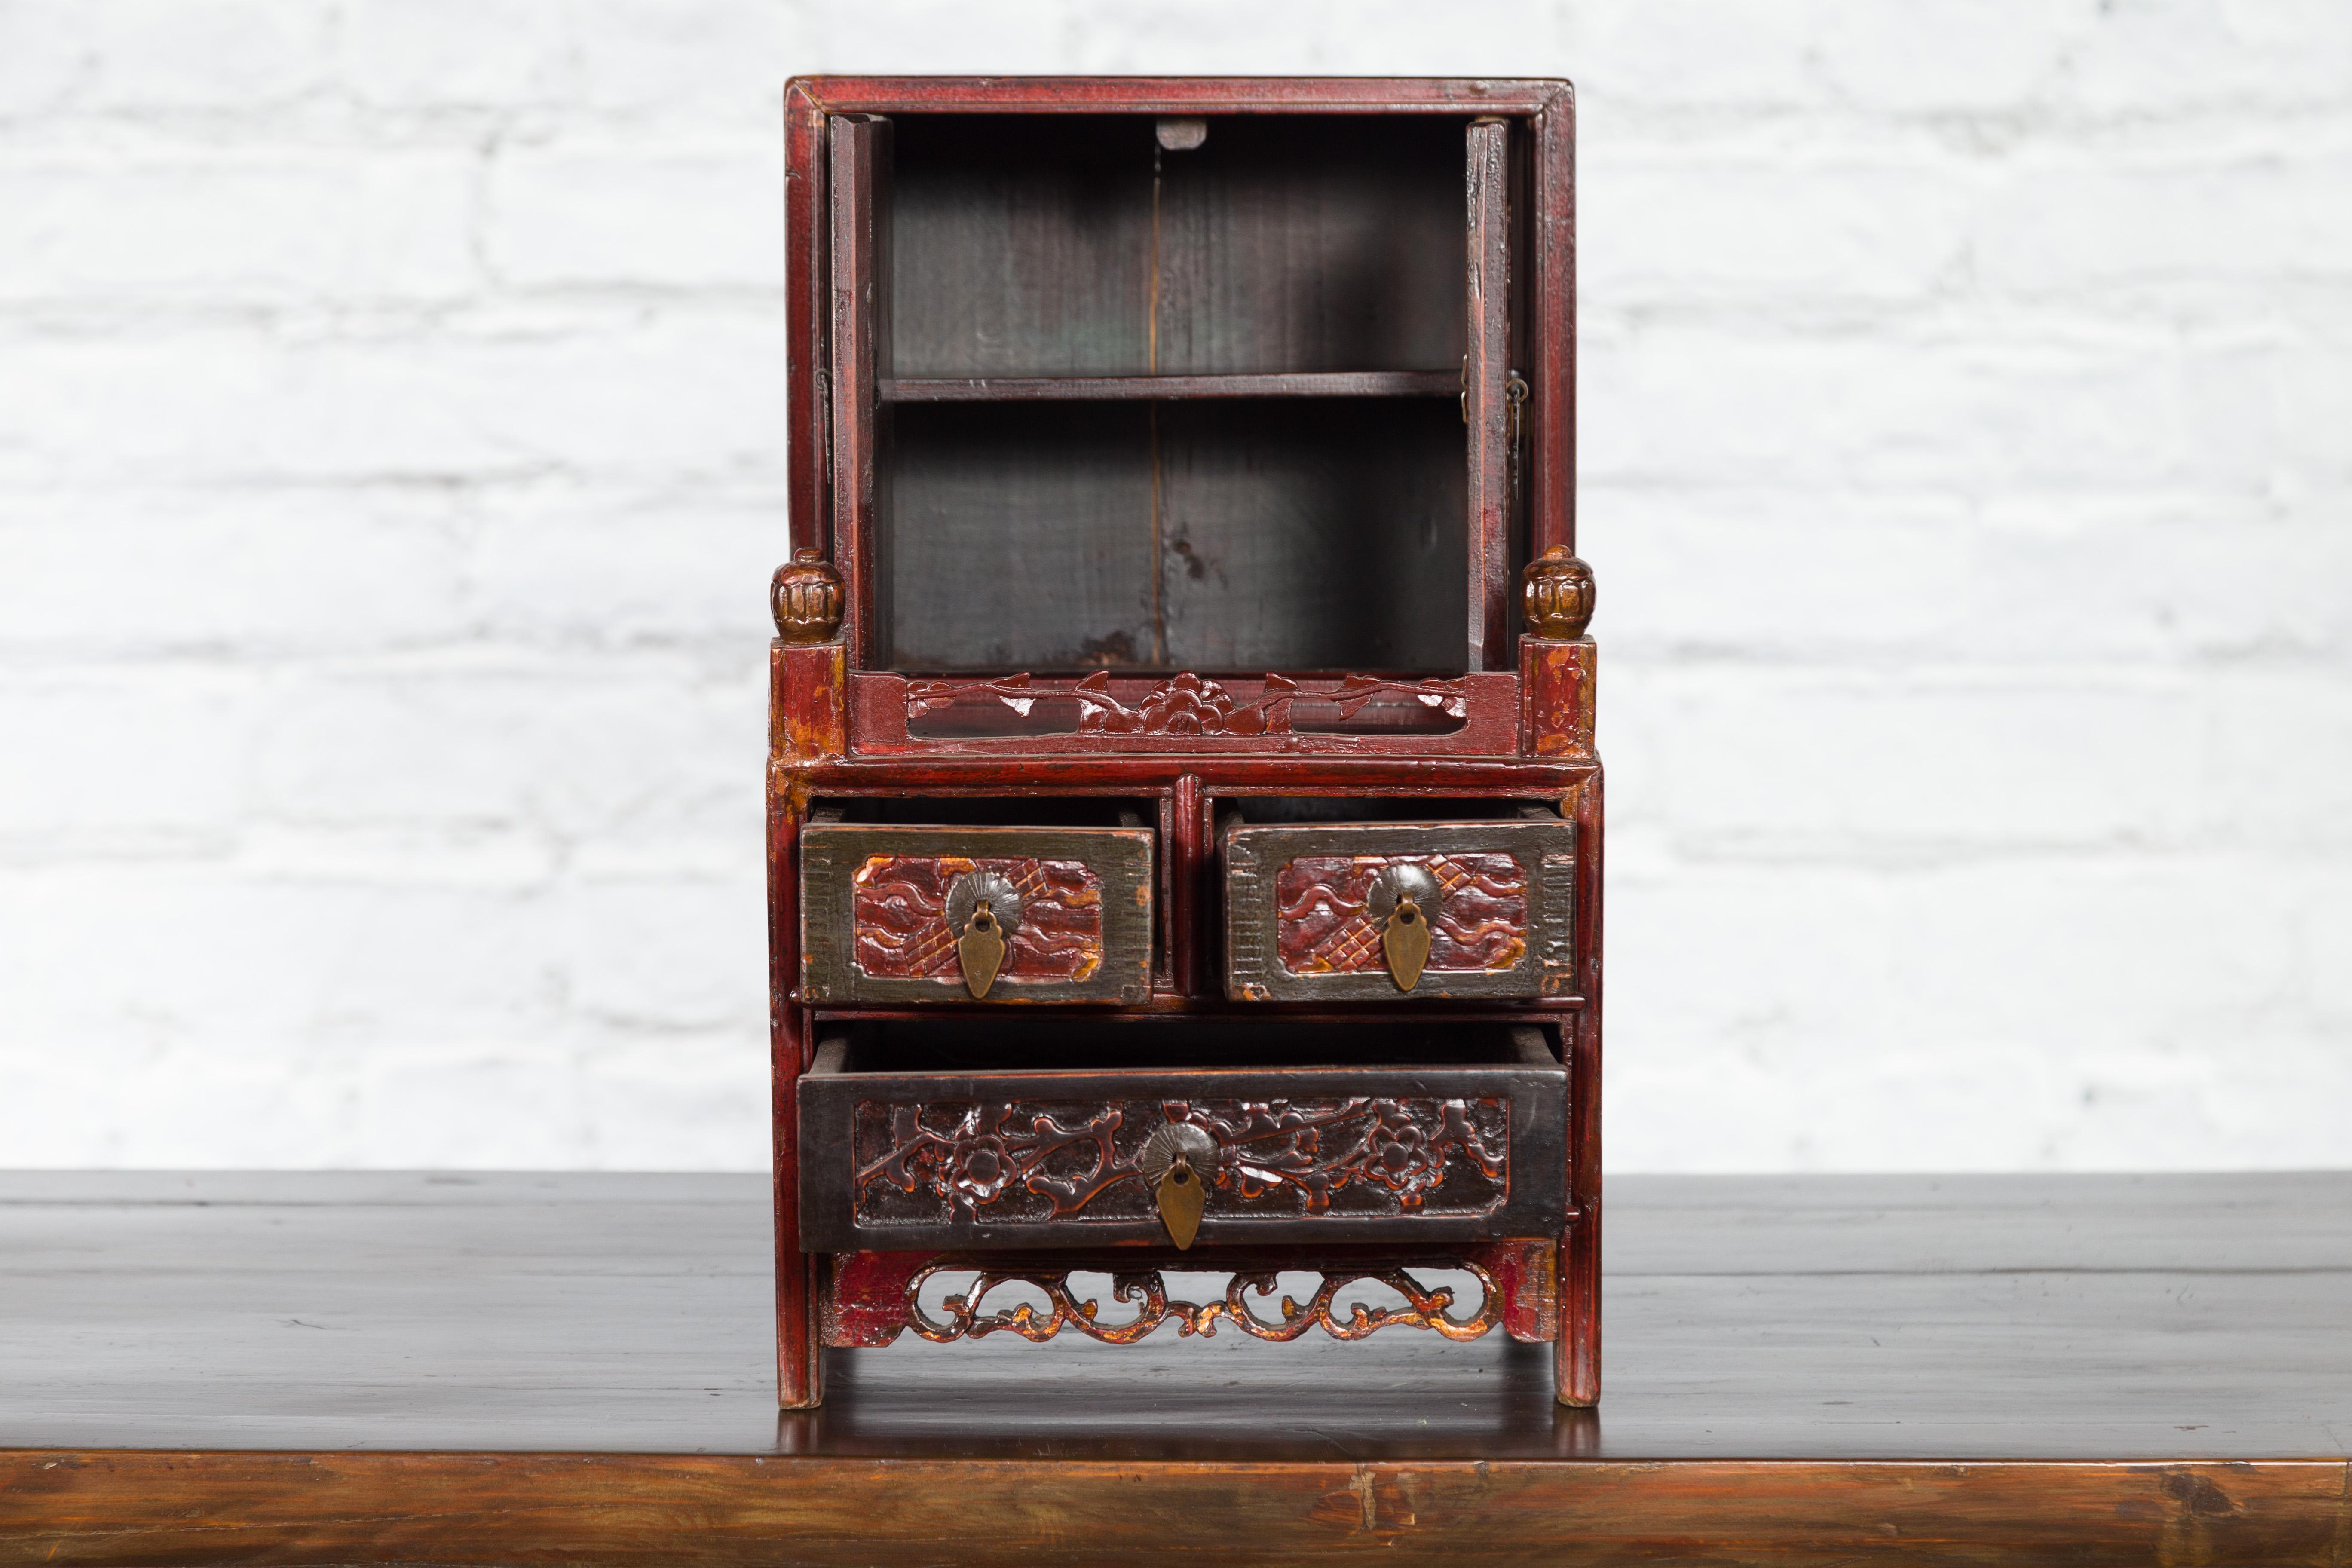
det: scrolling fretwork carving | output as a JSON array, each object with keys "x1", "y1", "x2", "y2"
[{"x1": 904, "y1": 1261, "x2": 1498, "y2": 1344}]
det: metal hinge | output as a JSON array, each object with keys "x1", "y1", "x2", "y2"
[{"x1": 1506, "y1": 371, "x2": 1529, "y2": 504}]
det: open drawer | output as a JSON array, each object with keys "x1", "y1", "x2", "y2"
[
  {"x1": 1222, "y1": 808, "x2": 1577, "y2": 1001},
  {"x1": 800, "y1": 819, "x2": 1155, "y2": 1005},
  {"x1": 797, "y1": 1019, "x2": 1567, "y2": 1252}
]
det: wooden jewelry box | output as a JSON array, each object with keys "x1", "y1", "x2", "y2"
[{"x1": 767, "y1": 75, "x2": 1599, "y2": 1408}]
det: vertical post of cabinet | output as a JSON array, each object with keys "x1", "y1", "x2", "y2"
[
  {"x1": 769, "y1": 769, "x2": 821, "y2": 1407},
  {"x1": 1558, "y1": 769, "x2": 1603, "y2": 1407},
  {"x1": 1171, "y1": 774, "x2": 1205, "y2": 996},
  {"x1": 784, "y1": 83, "x2": 829, "y2": 560},
  {"x1": 1528, "y1": 86, "x2": 1575, "y2": 559},
  {"x1": 1519, "y1": 636, "x2": 1596, "y2": 760},
  {"x1": 829, "y1": 114, "x2": 892, "y2": 669},
  {"x1": 1465, "y1": 117, "x2": 1513, "y2": 673}
]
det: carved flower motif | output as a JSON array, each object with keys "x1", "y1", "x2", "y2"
[
  {"x1": 1132, "y1": 671, "x2": 1237, "y2": 735},
  {"x1": 1359, "y1": 1112, "x2": 1449, "y2": 1204},
  {"x1": 947, "y1": 1139, "x2": 1015, "y2": 1208}
]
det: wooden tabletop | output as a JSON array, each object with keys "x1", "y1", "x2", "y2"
[{"x1": 4, "y1": 1172, "x2": 2348, "y2": 1564}]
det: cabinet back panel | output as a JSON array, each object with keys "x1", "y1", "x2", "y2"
[
  {"x1": 1159, "y1": 400, "x2": 1465, "y2": 673},
  {"x1": 1156, "y1": 116, "x2": 1465, "y2": 375},
  {"x1": 888, "y1": 114, "x2": 1466, "y2": 379},
  {"x1": 885, "y1": 401, "x2": 1157, "y2": 671},
  {"x1": 883, "y1": 400, "x2": 1463, "y2": 674},
  {"x1": 891, "y1": 116, "x2": 1155, "y2": 378}
]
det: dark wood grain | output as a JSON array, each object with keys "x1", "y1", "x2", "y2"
[
  {"x1": 782, "y1": 82, "x2": 828, "y2": 558},
  {"x1": 1528, "y1": 85, "x2": 1576, "y2": 557},
  {"x1": 3, "y1": 1174, "x2": 2350, "y2": 1565},
  {"x1": 880, "y1": 400, "x2": 1157, "y2": 670},
  {"x1": 3, "y1": 1173, "x2": 2348, "y2": 1458},
  {"x1": 1464, "y1": 116, "x2": 1513, "y2": 671},
  {"x1": 877, "y1": 371, "x2": 1458, "y2": 401},
  {"x1": 1154, "y1": 115, "x2": 1464, "y2": 376},
  {"x1": 1157, "y1": 398, "x2": 1467, "y2": 674},
  {"x1": 880, "y1": 400, "x2": 1467, "y2": 676},
  {"x1": 828, "y1": 114, "x2": 889, "y2": 666},
  {"x1": 888, "y1": 114, "x2": 1154, "y2": 378}
]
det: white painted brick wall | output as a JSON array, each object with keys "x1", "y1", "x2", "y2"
[{"x1": 1, "y1": 0, "x2": 2346, "y2": 1170}]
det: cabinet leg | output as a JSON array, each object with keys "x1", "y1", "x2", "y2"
[
  {"x1": 779, "y1": 1253, "x2": 824, "y2": 1409},
  {"x1": 1556, "y1": 1203, "x2": 1600, "y2": 1407}
]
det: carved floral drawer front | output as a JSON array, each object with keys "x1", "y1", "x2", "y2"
[
  {"x1": 801, "y1": 824, "x2": 1155, "y2": 1004},
  {"x1": 850, "y1": 856, "x2": 1102, "y2": 983},
  {"x1": 1224, "y1": 817, "x2": 1577, "y2": 1001},
  {"x1": 797, "y1": 1028, "x2": 1567, "y2": 1251},
  {"x1": 1274, "y1": 853, "x2": 1529, "y2": 976}
]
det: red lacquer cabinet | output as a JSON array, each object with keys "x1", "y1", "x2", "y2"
[{"x1": 768, "y1": 76, "x2": 1599, "y2": 1407}]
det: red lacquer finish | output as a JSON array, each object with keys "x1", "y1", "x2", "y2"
[
  {"x1": 1519, "y1": 637, "x2": 1596, "y2": 760},
  {"x1": 769, "y1": 76, "x2": 1593, "y2": 1408}
]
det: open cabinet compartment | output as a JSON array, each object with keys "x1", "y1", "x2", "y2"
[{"x1": 829, "y1": 110, "x2": 1524, "y2": 680}]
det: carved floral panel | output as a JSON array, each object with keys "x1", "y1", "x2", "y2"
[
  {"x1": 850, "y1": 855, "x2": 1103, "y2": 984},
  {"x1": 853, "y1": 1096, "x2": 1510, "y2": 1228},
  {"x1": 1274, "y1": 853, "x2": 1528, "y2": 976}
]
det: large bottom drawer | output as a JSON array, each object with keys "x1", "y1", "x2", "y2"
[{"x1": 798, "y1": 1020, "x2": 1568, "y2": 1252}]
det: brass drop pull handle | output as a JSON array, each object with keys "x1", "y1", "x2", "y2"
[
  {"x1": 1370, "y1": 864, "x2": 1442, "y2": 993},
  {"x1": 957, "y1": 902, "x2": 1005, "y2": 998},
  {"x1": 1140, "y1": 1122, "x2": 1217, "y2": 1250},
  {"x1": 944, "y1": 872, "x2": 1023, "y2": 1000},
  {"x1": 1383, "y1": 894, "x2": 1431, "y2": 992},
  {"x1": 1157, "y1": 1158, "x2": 1204, "y2": 1250}
]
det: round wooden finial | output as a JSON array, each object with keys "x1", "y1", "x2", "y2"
[
  {"x1": 1522, "y1": 546, "x2": 1595, "y2": 640},
  {"x1": 771, "y1": 548, "x2": 844, "y2": 643}
]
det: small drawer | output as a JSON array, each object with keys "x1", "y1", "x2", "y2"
[
  {"x1": 797, "y1": 1019, "x2": 1567, "y2": 1252},
  {"x1": 800, "y1": 822, "x2": 1155, "y2": 1005},
  {"x1": 1222, "y1": 812, "x2": 1576, "y2": 1001}
]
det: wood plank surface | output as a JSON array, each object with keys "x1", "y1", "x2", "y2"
[
  {"x1": 880, "y1": 400, "x2": 1157, "y2": 670},
  {"x1": 888, "y1": 113, "x2": 1155, "y2": 379},
  {"x1": 1152, "y1": 115, "x2": 1464, "y2": 377},
  {"x1": 1156, "y1": 398, "x2": 1467, "y2": 674},
  {"x1": 1462, "y1": 116, "x2": 1513, "y2": 671},
  {"x1": 3, "y1": 1173, "x2": 2349, "y2": 1565},
  {"x1": 878, "y1": 371, "x2": 1459, "y2": 401}
]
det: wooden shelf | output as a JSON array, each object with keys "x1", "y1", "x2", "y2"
[{"x1": 877, "y1": 371, "x2": 1459, "y2": 404}]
